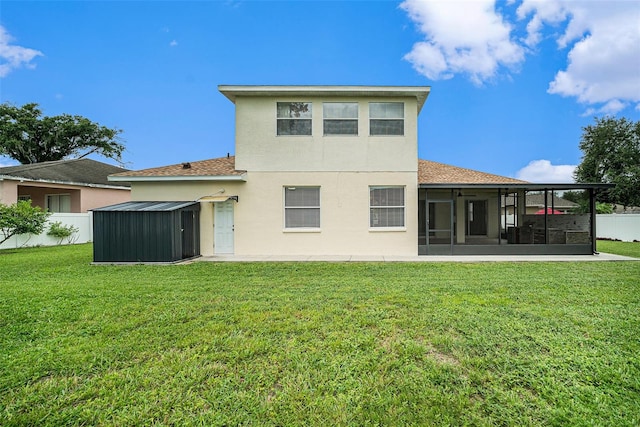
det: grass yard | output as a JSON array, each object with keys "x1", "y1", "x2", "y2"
[
  {"x1": 1, "y1": 244, "x2": 639, "y2": 426},
  {"x1": 598, "y1": 239, "x2": 640, "y2": 259}
]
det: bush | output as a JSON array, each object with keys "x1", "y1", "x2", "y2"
[
  {"x1": 0, "y1": 200, "x2": 51, "y2": 245},
  {"x1": 47, "y1": 221, "x2": 79, "y2": 245}
]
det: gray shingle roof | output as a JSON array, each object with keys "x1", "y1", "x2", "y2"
[{"x1": 0, "y1": 158, "x2": 130, "y2": 187}]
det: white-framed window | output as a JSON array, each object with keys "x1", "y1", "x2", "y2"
[
  {"x1": 277, "y1": 102, "x2": 312, "y2": 135},
  {"x1": 323, "y1": 102, "x2": 358, "y2": 135},
  {"x1": 284, "y1": 186, "x2": 320, "y2": 229},
  {"x1": 46, "y1": 194, "x2": 71, "y2": 213},
  {"x1": 18, "y1": 195, "x2": 32, "y2": 202},
  {"x1": 369, "y1": 102, "x2": 404, "y2": 136},
  {"x1": 370, "y1": 186, "x2": 405, "y2": 228}
]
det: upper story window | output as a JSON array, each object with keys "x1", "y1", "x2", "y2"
[
  {"x1": 369, "y1": 102, "x2": 404, "y2": 136},
  {"x1": 277, "y1": 102, "x2": 312, "y2": 136},
  {"x1": 323, "y1": 102, "x2": 358, "y2": 136},
  {"x1": 284, "y1": 186, "x2": 320, "y2": 229},
  {"x1": 370, "y1": 186, "x2": 405, "y2": 228}
]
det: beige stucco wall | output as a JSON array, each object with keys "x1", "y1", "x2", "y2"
[
  {"x1": 234, "y1": 96, "x2": 419, "y2": 173},
  {"x1": 131, "y1": 171, "x2": 418, "y2": 256}
]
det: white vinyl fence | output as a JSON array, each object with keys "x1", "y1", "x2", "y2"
[
  {"x1": 596, "y1": 214, "x2": 640, "y2": 242},
  {"x1": 0, "y1": 213, "x2": 93, "y2": 250}
]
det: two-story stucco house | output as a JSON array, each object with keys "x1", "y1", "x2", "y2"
[{"x1": 104, "y1": 85, "x2": 610, "y2": 261}]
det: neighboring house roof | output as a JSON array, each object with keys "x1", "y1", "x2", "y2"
[
  {"x1": 109, "y1": 156, "x2": 247, "y2": 182},
  {"x1": 418, "y1": 159, "x2": 527, "y2": 185},
  {"x1": 218, "y1": 85, "x2": 431, "y2": 113},
  {"x1": 520, "y1": 193, "x2": 579, "y2": 209},
  {"x1": 0, "y1": 158, "x2": 130, "y2": 188}
]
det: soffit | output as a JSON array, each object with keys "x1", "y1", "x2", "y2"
[{"x1": 218, "y1": 85, "x2": 431, "y2": 113}]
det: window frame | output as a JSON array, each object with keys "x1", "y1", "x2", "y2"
[
  {"x1": 283, "y1": 186, "x2": 321, "y2": 231},
  {"x1": 45, "y1": 193, "x2": 71, "y2": 213},
  {"x1": 323, "y1": 102, "x2": 358, "y2": 136},
  {"x1": 276, "y1": 102, "x2": 313, "y2": 136},
  {"x1": 369, "y1": 102, "x2": 404, "y2": 136},
  {"x1": 369, "y1": 186, "x2": 406, "y2": 229}
]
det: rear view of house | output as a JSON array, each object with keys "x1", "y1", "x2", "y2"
[{"x1": 107, "y1": 85, "x2": 610, "y2": 259}]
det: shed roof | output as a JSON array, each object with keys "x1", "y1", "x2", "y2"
[
  {"x1": 0, "y1": 158, "x2": 130, "y2": 188},
  {"x1": 93, "y1": 201, "x2": 199, "y2": 212}
]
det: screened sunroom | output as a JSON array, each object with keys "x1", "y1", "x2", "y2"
[{"x1": 418, "y1": 183, "x2": 613, "y2": 256}]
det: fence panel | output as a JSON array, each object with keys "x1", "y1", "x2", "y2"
[
  {"x1": 0, "y1": 213, "x2": 93, "y2": 250},
  {"x1": 596, "y1": 214, "x2": 640, "y2": 242}
]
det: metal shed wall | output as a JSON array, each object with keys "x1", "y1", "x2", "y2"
[{"x1": 92, "y1": 201, "x2": 200, "y2": 263}]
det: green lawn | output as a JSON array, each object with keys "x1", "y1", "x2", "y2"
[
  {"x1": 598, "y1": 239, "x2": 640, "y2": 258},
  {"x1": 1, "y1": 245, "x2": 639, "y2": 426}
]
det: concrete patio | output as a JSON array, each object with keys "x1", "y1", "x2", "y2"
[{"x1": 198, "y1": 252, "x2": 638, "y2": 263}]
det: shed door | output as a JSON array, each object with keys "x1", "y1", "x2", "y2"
[
  {"x1": 214, "y1": 201, "x2": 234, "y2": 254},
  {"x1": 181, "y1": 210, "x2": 199, "y2": 258}
]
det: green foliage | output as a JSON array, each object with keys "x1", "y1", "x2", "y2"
[
  {"x1": 564, "y1": 191, "x2": 613, "y2": 214},
  {"x1": 1, "y1": 245, "x2": 639, "y2": 426},
  {"x1": 575, "y1": 116, "x2": 640, "y2": 208},
  {"x1": 596, "y1": 202, "x2": 614, "y2": 214},
  {"x1": 0, "y1": 102, "x2": 124, "y2": 164},
  {"x1": 46, "y1": 221, "x2": 79, "y2": 245},
  {"x1": 0, "y1": 200, "x2": 51, "y2": 245},
  {"x1": 562, "y1": 190, "x2": 584, "y2": 204}
]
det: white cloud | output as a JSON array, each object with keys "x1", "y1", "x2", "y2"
[
  {"x1": 0, "y1": 25, "x2": 43, "y2": 78},
  {"x1": 516, "y1": 159, "x2": 576, "y2": 183},
  {"x1": 400, "y1": 0, "x2": 525, "y2": 85},
  {"x1": 401, "y1": 0, "x2": 640, "y2": 111},
  {"x1": 169, "y1": 40, "x2": 178, "y2": 47},
  {"x1": 542, "y1": 3, "x2": 640, "y2": 111}
]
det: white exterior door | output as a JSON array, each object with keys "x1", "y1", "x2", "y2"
[{"x1": 214, "y1": 201, "x2": 234, "y2": 254}]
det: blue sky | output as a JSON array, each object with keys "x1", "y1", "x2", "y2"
[{"x1": 1, "y1": 0, "x2": 639, "y2": 182}]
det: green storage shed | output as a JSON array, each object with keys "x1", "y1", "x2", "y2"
[{"x1": 92, "y1": 201, "x2": 201, "y2": 263}]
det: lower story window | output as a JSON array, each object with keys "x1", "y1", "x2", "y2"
[
  {"x1": 370, "y1": 186, "x2": 405, "y2": 228},
  {"x1": 284, "y1": 187, "x2": 320, "y2": 228},
  {"x1": 46, "y1": 194, "x2": 71, "y2": 213}
]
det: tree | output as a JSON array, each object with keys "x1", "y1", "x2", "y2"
[
  {"x1": 0, "y1": 200, "x2": 51, "y2": 245},
  {"x1": 0, "y1": 102, "x2": 124, "y2": 164},
  {"x1": 574, "y1": 117, "x2": 640, "y2": 208}
]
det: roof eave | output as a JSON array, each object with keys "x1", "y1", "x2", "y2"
[
  {"x1": 109, "y1": 174, "x2": 247, "y2": 182},
  {"x1": 218, "y1": 85, "x2": 430, "y2": 113},
  {"x1": 419, "y1": 183, "x2": 614, "y2": 190},
  {"x1": 0, "y1": 174, "x2": 131, "y2": 190}
]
